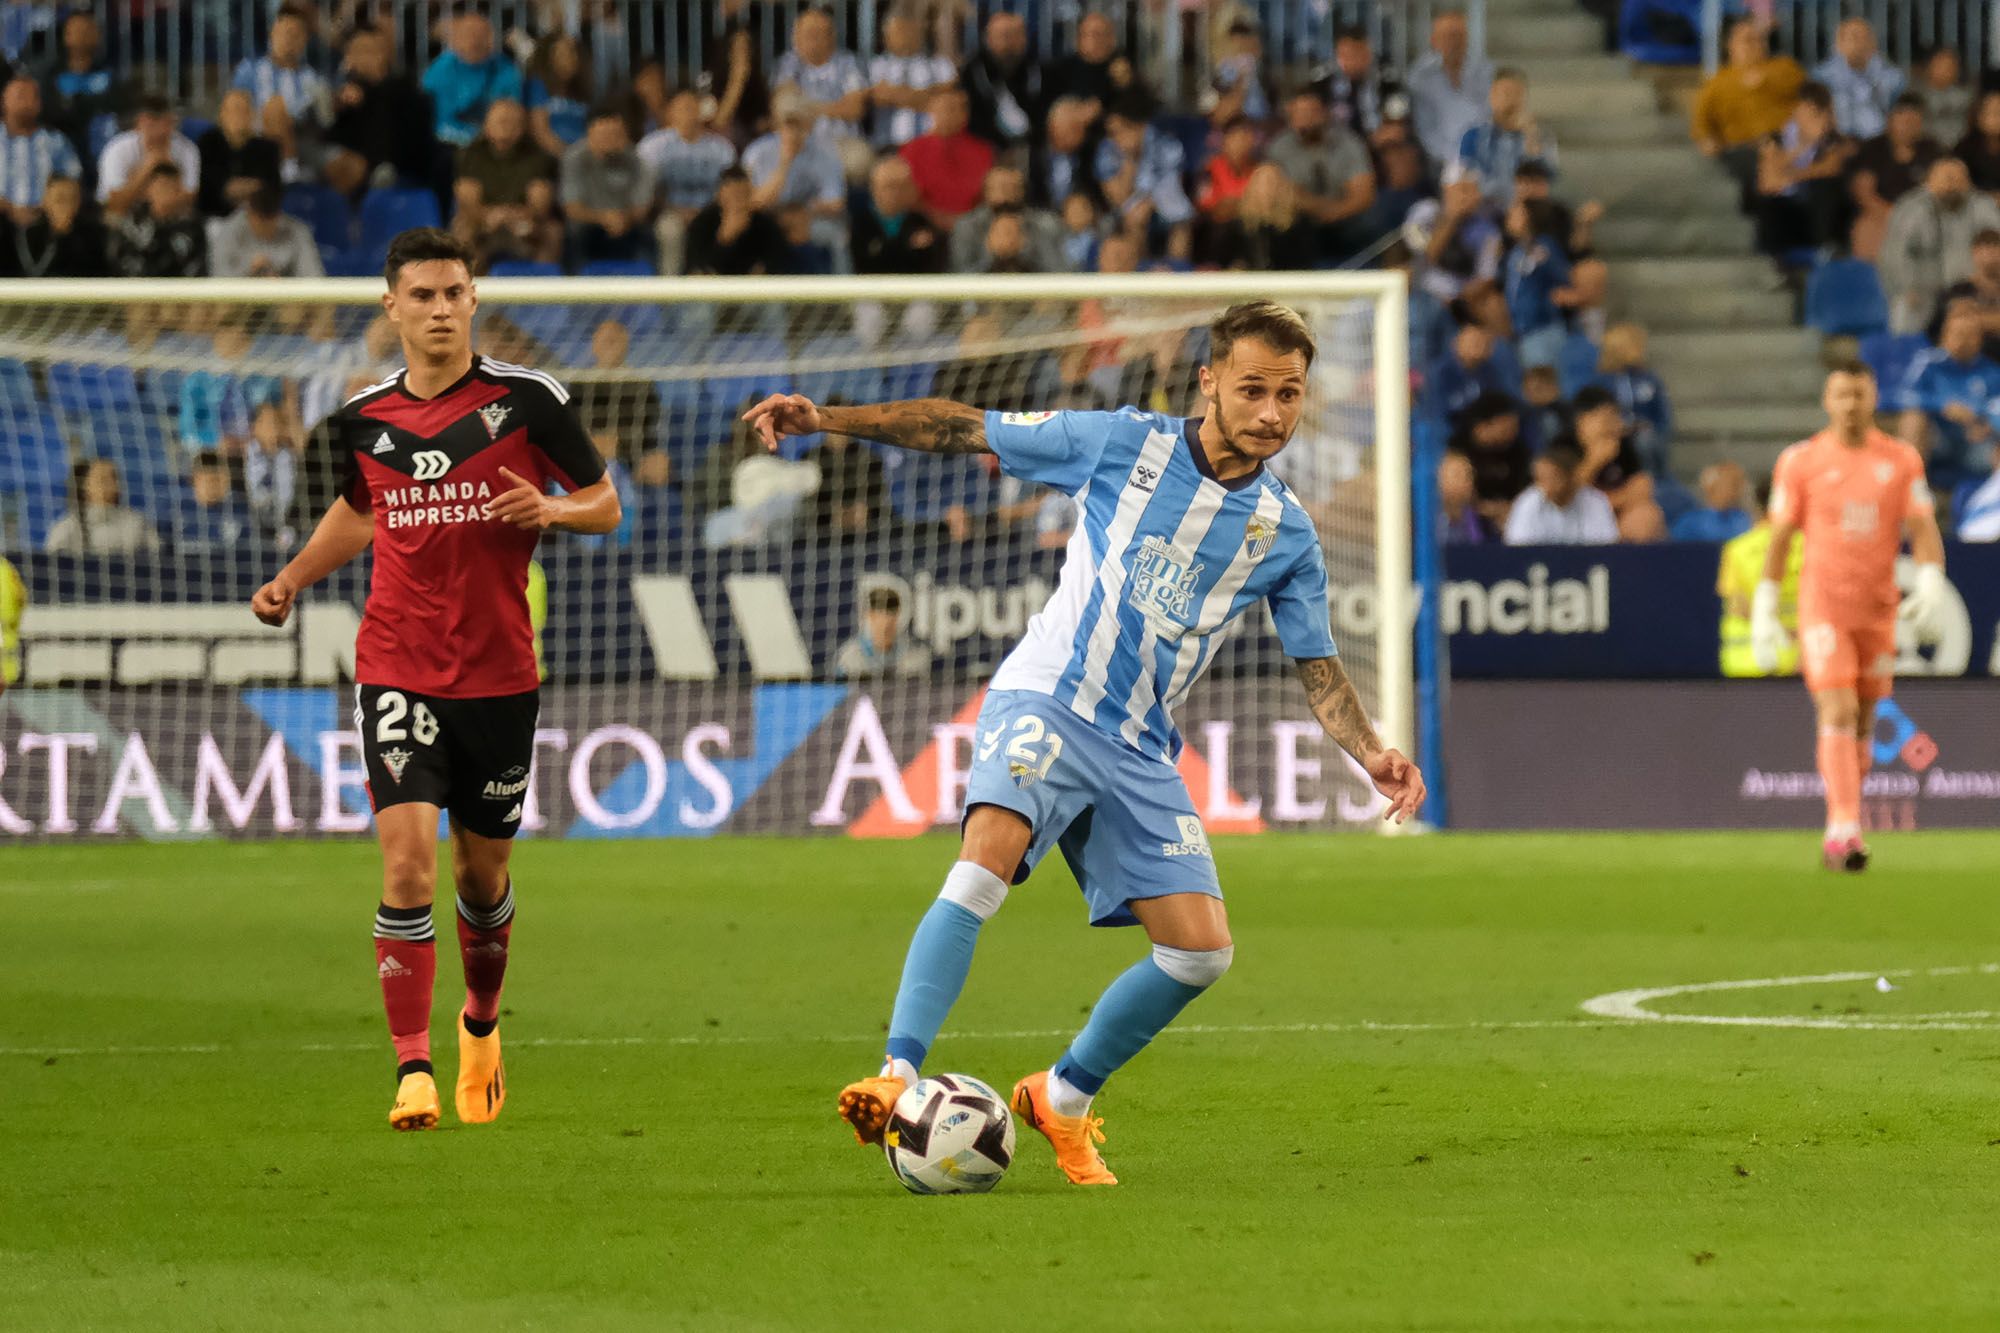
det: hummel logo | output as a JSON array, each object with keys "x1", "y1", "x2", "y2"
[
  {"x1": 372, "y1": 433, "x2": 394, "y2": 455},
  {"x1": 977, "y1": 726, "x2": 1004, "y2": 761},
  {"x1": 478, "y1": 402, "x2": 512, "y2": 439},
  {"x1": 1129, "y1": 462, "x2": 1160, "y2": 493},
  {"x1": 379, "y1": 954, "x2": 409, "y2": 977}
]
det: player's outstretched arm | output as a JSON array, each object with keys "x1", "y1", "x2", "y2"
[
  {"x1": 743, "y1": 393, "x2": 990, "y2": 456},
  {"x1": 252, "y1": 496, "x2": 374, "y2": 627},
  {"x1": 1295, "y1": 656, "x2": 1427, "y2": 824}
]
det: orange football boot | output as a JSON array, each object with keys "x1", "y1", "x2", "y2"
[
  {"x1": 389, "y1": 1070, "x2": 440, "y2": 1131},
  {"x1": 1011, "y1": 1071, "x2": 1117, "y2": 1185},
  {"x1": 836, "y1": 1075, "x2": 908, "y2": 1146},
  {"x1": 455, "y1": 1012, "x2": 506, "y2": 1124}
]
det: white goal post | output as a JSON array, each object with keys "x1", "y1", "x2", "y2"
[{"x1": 0, "y1": 271, "x2": 1412, "y2": 842}]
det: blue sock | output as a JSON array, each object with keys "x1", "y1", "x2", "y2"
[
  {"x1": 1055, "y1": 949, "x2": 1222, "y2": 1095},
  {"x1": 883, "y1": 900, "x2": 984, "y2": 1069}
]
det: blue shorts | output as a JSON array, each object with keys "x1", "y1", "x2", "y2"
[{"x1": 963, "y1": 689, "x2": 1222, "y2": 927}]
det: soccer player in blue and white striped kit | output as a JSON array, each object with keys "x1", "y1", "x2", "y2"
[{"x1": 745, "y1": 301, "x2": 1426, "y2": 1185}]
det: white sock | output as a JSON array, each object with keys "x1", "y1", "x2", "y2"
[
  {"x1": 1045, "y1": 1068, "x2": 1092, "y2": 1118},
  {"x1": 880, "y1": 1057, "x2": 919, "y2": 1087},
  {"x1": 1826, "y1": 820, "x2": 1860, "y2": 842}
]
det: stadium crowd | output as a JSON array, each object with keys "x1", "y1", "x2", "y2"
[{"x1": 1, "y1": 4, "x2": 1998, "y2": 559}]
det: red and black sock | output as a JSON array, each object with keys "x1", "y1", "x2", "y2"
[
  {"x1": 373, "y1": 902, "x2": 436, "y2": 1080},
  {"x1": 457, "y1": 881, "x2": 515, "y2": 1039}
]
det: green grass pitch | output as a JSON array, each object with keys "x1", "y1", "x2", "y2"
[{"x1": 7, "y1": 831, "x2": 2000, "y2": 1331}]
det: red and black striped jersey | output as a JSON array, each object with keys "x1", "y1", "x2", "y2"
[{"x1": 334, "y1": 354, "x2": 604, "y2": 698}]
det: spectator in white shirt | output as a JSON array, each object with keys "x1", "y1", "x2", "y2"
[
  {"x1": 869, "y1": 8, "x2": 956, "y2": 150},
  {"x1": 1504, "y1": 437, "x2": 1620, "y2": 544},
  {"x1": 1407, "y1": 9, "x2": 1494, "y2": 169},
  {"x1": 1812, "y1": 17, "x2": 1903, "y2": 140},
  {"x1": 771, "y1": 6, "x2": 870, "y2": 177},
  {"x1": 209, "y1": 183, "x2": 323, "y2": 277},
  {"x1": 640, "y1": 87, "x2": 737, "y2": 277},
  {"x1": 98, "y1": 93, "x2": 200, "y2": 216}
]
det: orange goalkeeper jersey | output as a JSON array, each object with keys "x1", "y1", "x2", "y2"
[{"x1": 1768, "y1": 429, "x2": 1932, "y2": 629}]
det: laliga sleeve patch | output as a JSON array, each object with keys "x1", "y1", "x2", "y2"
[{"x1": 1000, "y1": 411, "x2": 1057, "y2": 425}]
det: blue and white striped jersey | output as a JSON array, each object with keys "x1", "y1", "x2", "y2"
[
  {"x1": 0, "y1": 127, "x2": 81, "y2": 207},
  {"x1": 985, "y1": 408, "x2": 1339, "y2": 763},
  {"x1": 232, "y1": 57, "x2": 330, "y2": 125}
]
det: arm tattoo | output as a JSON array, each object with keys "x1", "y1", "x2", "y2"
[
  {"x1": 1296, "y1": 656, "x2": 1383, "y2": 761},
  {"x1": 818, "y1": 399, "x2": 990, "y2": 455}
]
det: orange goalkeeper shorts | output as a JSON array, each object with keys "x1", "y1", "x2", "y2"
[{"x1": 1799, "y1": 618, "x2": 1897, "y2": 699}]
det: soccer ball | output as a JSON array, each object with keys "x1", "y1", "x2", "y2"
[{"x1": 883, "y1": 1074, "x2": 1016, "y2": 1195}]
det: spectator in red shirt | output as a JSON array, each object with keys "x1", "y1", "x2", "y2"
[
  {"x1": 899, "y1": 85, "x2": 993, "y2": 225},
  {"x1": 1196, "y1": 115, "x2": 1259, "y2": 224}
]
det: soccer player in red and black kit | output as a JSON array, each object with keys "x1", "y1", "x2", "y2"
[{"x1": 252, "y1": 229, "x2": 620, "y2": 1130}]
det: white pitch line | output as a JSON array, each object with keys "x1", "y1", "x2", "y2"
[
  {"x1": 0, "y1": 1018, "x2": 1606, "y2": 1061},
  {"x1": 1579, "y1": 963, "x2": 2000, "y2": 1031}
]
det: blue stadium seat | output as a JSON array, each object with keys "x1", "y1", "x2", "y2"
[
  {"x1": 0, "y1": 413, "x2": 69, "y2": 494},
  {"x1": 14, "y1": 485, "x2": 66, "y2": 548},
  {"x1": 283, "y1": 182, "x2": 353, "y2": 254},
  {"x1": 489, "y1": 259, "x2": 562, "y2": 277},
  {"x1": 1805, "y1": 259, "x2": 1889, "y2": 337},
  {"x1": 47, "y1": 361, "x2": 144, "y2": 417},
  {"x1": 1617, "y1": 0, "x2": 1719, "y2": 65},
  {"x1": 1858, "y1": 331, "x2": 1929, "y2": 395},
  {"x1": 357, "y1": 187, "x2": 443, "y2": 264},
  {"x1": 324, "y1": 247, "x2": 378, "y2": 277},
  {"x1": 502, "y1": 303, "x2": 577, "y2": 352},
  {"x1": 1556, "y1": 332, "x2": 1601, "y2": 397},
  {"x1": 888, "y1": 454, "x2": 996, "y2": 522},
  {"x1": 580, "y1": 259, "x2": 655, "y2": 278}
]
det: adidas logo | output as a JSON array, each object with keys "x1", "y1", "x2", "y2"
[
  {"x1": 378, "y1": 954, "x2": 409, "y2": 978},
  {"x1": 468, "y1": 940, "x2": 508, "y2": 956},
  {"x1": 372, "y1": 433, "x2": 394, "y2": 454}
]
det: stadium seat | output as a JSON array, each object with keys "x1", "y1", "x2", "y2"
[
  {"x1": 489, "y1": 259, "x2": 562, "y2": 277},
  {"x1": 1805, "y1": 259, "x2": 1889, "y2": 337},
  {"x1": 1557, "y1": 333, "x2": 1602, "y2": 398},
  {"x1": 1617, "y1": 0, "x2": 1717, "y2": 65},
  {"x1": 0, "y1": 413, "x2": 70, "y2": 494},
  {"x1": 357, "y1": 187, "x2": 443, "y2": 265},
  {"x1": 283, "y1": 182, "x2": 353, "y2": 254},
  {"x1": 14, "y1": 484, "x2": 66, "y2": 548},
  {"x1": 46, "y1": 362, "x2": 144, "y2": 418},
  {"x1": 580, "y1": 259, "x2": 654, "y2": 278},
  {"x1": 1858, "y1": 331, "x2": 1929, "y2": 394}
]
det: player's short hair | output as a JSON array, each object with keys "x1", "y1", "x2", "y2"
[
  {"x1": 383, "y1": 227, "x2": 475, "y2": 288},
  {"x1": 136, "y1": 92, "x2": 173, "y2": 118},
  {"x1": 1826, "y1": 358, "x2": 1876, "y2": 381},
  {"x1": 1975, "y1": 228, "x2": 2000, "y2": 248},
  {"x1": 1209, "y1": 300, "x2": 1316, "y2": 371},
  {"x1": 1513, "y1": 159, "x2": 1554, "y2": 183},
  {"x1": 1493, "y1": 65, "x2": 1527, "y2": 85},
  {"x1": 1796, "y1": 81, "x2": 1833, "y2": 112}
]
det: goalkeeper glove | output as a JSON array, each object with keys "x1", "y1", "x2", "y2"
[
  {"x1": 1900, "y1": 562, "x2": 1948, "y2": 635},
  {"x1": 1750, "y1": 580, "x2": 1786, "y2": 674}
]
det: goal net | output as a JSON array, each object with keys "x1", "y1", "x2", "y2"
[{"x1": 0, "y1": 273, "x2": 1410, "y2": 842}]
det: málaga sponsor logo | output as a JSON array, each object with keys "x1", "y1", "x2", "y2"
[{"x1": 1740, "y1": 699, "x2": 2000, "y2": 801}]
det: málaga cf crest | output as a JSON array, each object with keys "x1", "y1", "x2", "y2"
[{"x1": 1243, "y1": 515, "x2": 1278, "y2": 559}]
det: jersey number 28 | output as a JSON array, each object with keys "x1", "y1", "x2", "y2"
[{"x1": 375, "y1": 691, "x2": 440, "y2": 746}]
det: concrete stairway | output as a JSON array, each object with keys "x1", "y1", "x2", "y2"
[{"x1": 1480, "y1": 0, "x2": 1826, "y2": 481}]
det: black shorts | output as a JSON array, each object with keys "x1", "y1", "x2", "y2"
[{"x1": 355, "y1": 684, "x2": 540, "y2": 839}]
